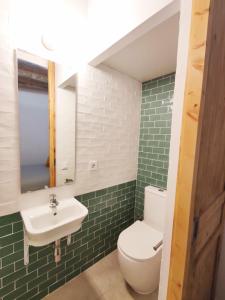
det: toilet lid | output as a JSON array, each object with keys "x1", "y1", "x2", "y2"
[{"x1": 118, "y1": 221, "x2": 163, "y2": 261}]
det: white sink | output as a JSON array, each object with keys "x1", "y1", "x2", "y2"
[{"x1": 21, "y1": 198, "x2": 88, "y2": 247}]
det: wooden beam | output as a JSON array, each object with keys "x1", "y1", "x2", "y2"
[
  {"x1": 18, "y1": 77, "x2": 48, "y2": 92},
  {"x1": 18, "y1": 59, "x2": 48, "y2": 92},
  {"x1": 48, "y1": 61, "x2": 56, "y2": 187}
]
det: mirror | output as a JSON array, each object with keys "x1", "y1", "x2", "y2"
[{"x1": 17, "y1": 50, "x2": 75, "y2": 193}]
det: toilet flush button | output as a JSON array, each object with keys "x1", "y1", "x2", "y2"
[{"x1": 88, "y1": 160, "x2": 98, "y2": 171}]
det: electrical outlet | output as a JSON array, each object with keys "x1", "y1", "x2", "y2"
[{"x1": 88, "y1": 160, "x2": 98, "y2": 171}]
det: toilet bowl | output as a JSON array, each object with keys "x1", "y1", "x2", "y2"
[{"x1": 117, "y1": 186, "x2": 167, "y2": 294}]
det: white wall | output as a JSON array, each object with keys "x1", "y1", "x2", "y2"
[
  {"x1": 158, "y1": 0, "x2": 192, "y2": 299},
  {"x1": 12, "y1": 0, "x2": 89, "y2": 67},
  {"x1": 0, "y1": 0, "x2": 141, "y2": 215},
  {"x1": 55, "y1": 67, "x2": 76, "y2": 186},
  {"x1": 0, "y1": 0, "x2": 20, "y2": 213},
  {"x1": 87, "y1": 0, "x2": 176, "y2": 61}
]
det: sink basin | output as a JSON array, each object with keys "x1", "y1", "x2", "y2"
[{"x1": 21, "y1": 198, "x2": 88, "y2": 246}]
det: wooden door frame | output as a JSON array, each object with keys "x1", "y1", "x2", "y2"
[
  {"x1": 48, "y1": 61, "x2": 56, "y2": 187},
  {"x1": 167, "y1": 0, "x2": 225, "y2": 299},
  {"x1": 166, "y1": 0, "x2": 210, "y2": 298}
]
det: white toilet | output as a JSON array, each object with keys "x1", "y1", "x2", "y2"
[{"x1": 117, "y1": 186, "x2": 167, "y2": 294}]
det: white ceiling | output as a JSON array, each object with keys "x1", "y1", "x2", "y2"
[{"x1": 103, "y1": 13, "x2": 180, "y2": 82}]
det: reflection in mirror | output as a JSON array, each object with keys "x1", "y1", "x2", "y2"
[{"x1": 17, "y1": 50, "x2": 75, "y2": 193}]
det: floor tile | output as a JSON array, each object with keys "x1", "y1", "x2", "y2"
[
  {"x1": 45, "y1": 250, "x2": 158, "y2": 300},
  {"x1": 45, "y1": 273, "x2": 101, "y2": 300}
]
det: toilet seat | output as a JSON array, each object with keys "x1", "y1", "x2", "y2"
[{"x1": 118, "y1": 221, "x2": 163, "y2": 261}]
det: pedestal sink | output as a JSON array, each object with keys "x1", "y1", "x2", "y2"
[{"x1": 20, "y1": 198, "x2": 88, "y2": 264}]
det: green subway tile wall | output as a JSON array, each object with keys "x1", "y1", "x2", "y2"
[
  {"x1": 0, "y1": 181, "x2": 135, "y2": 300},
  {"x1": 135, "y1": 73, "x2": 175, "y2": 218}
]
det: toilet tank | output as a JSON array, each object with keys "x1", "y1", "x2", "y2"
[{"x1": 144, "y1": 186, "x2": 167, "y2": 232}]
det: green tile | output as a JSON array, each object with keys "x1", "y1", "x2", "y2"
[
  {"x1": 0, "y1": 231, "x2": 23, "y2": 247},
  {"x1": 96, "y1": 189, "x2": 107, "y2": 197},
  {"x1": 88, "y1": 211, "x2": 100, "y2": 220},
  {"x1": 88, "y1": 237, "x2": 101, "y2": 248},
  {"x1": 142, "y1": 90, "x2": 150, "y2": 97},
  {"x1": 16, "y1": 270, "x2": 38, "y2": 288},
  {"x1": 2, "y1": 268, "x2": 26, "y2": 286},
  {"x1": 13, "y1": 221, "x2": 23, "y2": 233},
  {"x1": 157, "y1": 92, "x2": 170, "y2": 100},
  {"x1": 0, "y1": 213, "x2": 21, "y2": 227},
  {"x1": 27, "y1": 273, "x2": 47, "y2": 290},
  {"x1": 39, "y1": 276, "x2": 56, "y2": 291},
  {"x1": 156, "y1": 106, "x2": 168, "y2": 114},
  {"x1": 2, "y1": 250, "x2": 23, "y2": 267},
  {"x1": 158, "y1": 154, "x2": 169, "y2": 161},
  {"x1": 14, "y1": 240, "x2": 23, "y2": 252},
  {"x1": 141, "y1": 115, "x2": 149, "y2": 122},
  {"x1": 0, "y1": 283, "x2": 14, "y2": 298},
  {"x1": 0, "y1": 264, "x2": 14, "y2": 278},
  {"x1": 158, "y1": 77, "x2": 171, "y2": 85},
  {"x1": 160, "y1": 113, "x2": 172, "y2": 120},
  {"x1": 28, "y1": 257, "x2": 47, "y2": 273},
  {"x1": 163, "y1": 82, "x2": 175, "y2": 92},
  {"x1": 57, "y1": 266, "x2": 73, "y2": 281},
  {"x1": 152, "y1": 148, "x2": 165, "y2": 154},
  {"x1": 30, "y1": 289, "x2": 48, "y2": 300},
  {"x1": 148, "y1": 128, "x2": 160, "y2": 134},
  {"x1": 154, "y1": 134, "x2": 166, "y2": 141},
  {"x1": 49, "y1": 278, "x2": 65, "y2": 293},
  {"x1": 3, "y1": 286, "x2": 27, "y2": 300},
  {"x1": 160, "y1": 127, "x2": 171, "y2": 134},
  {"x1": 135, "y1": 73, "x2": 174, "y2": 217},
  {"x1": 141, "y1": 103, "x2": 150, "y2": 110},
  {"x1": 82, "y1": 191, "x2": 96, "y2": 201},
  {"x1": 0, "y1": 245, "x2": 13, "y2": 258},
  {"x1": 15, "y1": 259, "x2": 25, "y2": 271},
  {"x1": 147, "y1": 81, "x2": 158, "y2": 89},
  {"x1": 16, "y1": 287, "x2": 38, "y2": 300},
  {"x1": 0, "y1": 225, "x2": 12, "y2": 237},
  {"x1": 65, "y1": 268, "x2": 80, "y2": 282},
  {"x1": 155, "y1": 120, "x2": 167, "y2": 127},
  {"x1": 65, "y1": 254, "x2": 81, "y2": 270},
  {"x1": 37, "y1": 262, "x2": 55, "y2": 275},
  {"x1": 37, "y1": 246, "x2": 52, "y2": 258},
  {"x1": 48, "y1": 264, "x2": 65, "y2": 278}
]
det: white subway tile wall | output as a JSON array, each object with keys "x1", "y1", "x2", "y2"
[{"x1": 74, "y1": 64, "x2": 141, "y2": 195}]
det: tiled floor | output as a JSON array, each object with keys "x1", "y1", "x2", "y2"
[{"x1": 45, "y1": 250, "x2": 158, "y2": 300}]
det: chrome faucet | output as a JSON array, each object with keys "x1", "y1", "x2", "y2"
[{"x1": 49, "y1": 194, "x2": 59, "y2": 216}]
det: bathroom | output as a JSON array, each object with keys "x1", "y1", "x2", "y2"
[{"x1": 1, "y1": 0, "x2": 225, "y2": 300}]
